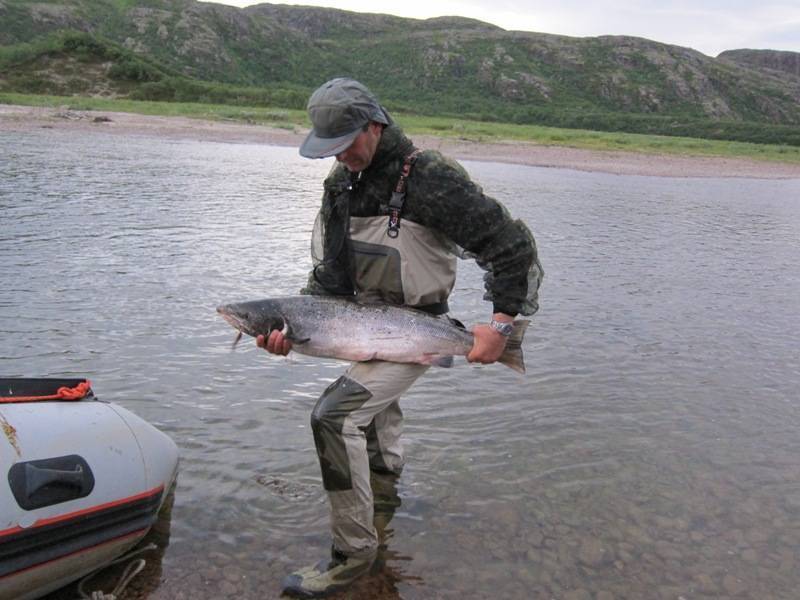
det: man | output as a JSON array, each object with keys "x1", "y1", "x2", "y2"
[{"x1": 258, "y1": 77, "x2": 542, "y2": 598}]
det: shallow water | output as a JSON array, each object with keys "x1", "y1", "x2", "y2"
[{"x1": 2, "y1": 128, "x2": 800, "y2": 599}]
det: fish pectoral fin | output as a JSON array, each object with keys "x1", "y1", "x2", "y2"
[
  {"x1": 422, "y1": 354, "x2": 454, "y2": 368},
  {"x1": 278, "y1": 319, "x2": 310, "y2": 344},
  {"x1": 231, "y1": 331, "x2": 243, "y2": 350}
]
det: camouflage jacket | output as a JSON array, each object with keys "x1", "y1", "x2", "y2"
[{"x1": 303, "y1": 124, "x2": 542, "y2": 316}]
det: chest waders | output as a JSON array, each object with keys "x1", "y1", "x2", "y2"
[
  {"x1": 309, "y1": 150, "x2": 453, "y2": 560},
  {"x1": 348, "y1": 149, "x2": 457, "y2": 313}
]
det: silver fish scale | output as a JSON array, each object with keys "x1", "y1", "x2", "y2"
[{"x1": 240, "y1": 296, "x2": 472, "y2": 364}]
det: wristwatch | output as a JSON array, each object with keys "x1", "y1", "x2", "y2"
[{"x1": 489, "y1": 319, "x2": 514, "y2": 337}]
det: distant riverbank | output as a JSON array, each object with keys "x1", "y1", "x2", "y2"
[{"x1": 3, "y1": 103, "x2": 799, "y2": 179}]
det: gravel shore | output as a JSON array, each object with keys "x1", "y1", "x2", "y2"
[{"x1": 3, "y1": 104, "x2": 799, "y2": 179}]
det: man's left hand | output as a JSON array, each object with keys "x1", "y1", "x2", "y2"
[{"x1": 467, "y1": 315, "x2": 513, "y2": 365}]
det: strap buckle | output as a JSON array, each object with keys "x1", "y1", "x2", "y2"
[{"x1": 386, "y1": 149, "x2": 420, "y2": 238}]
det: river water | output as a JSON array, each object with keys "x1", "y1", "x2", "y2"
[{"x1": 2, "y1": 128, "x2": 800, "y2": 600}]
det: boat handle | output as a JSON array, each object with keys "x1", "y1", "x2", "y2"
[{"x1": 24, "y1": 463, "x2": 85, "y2": 497}]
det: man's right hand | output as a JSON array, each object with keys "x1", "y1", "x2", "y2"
[{"x1": 256, "y1": 330, "x2": 293, "y2": 356}]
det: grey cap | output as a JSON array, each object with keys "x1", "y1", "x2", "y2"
[{"x1": 300, "y1": 78, "x2": 390, "y2": 159}]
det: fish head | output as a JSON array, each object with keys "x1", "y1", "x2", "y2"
[{"x1": 216, "y1": 299, "x2": 285, "y2": 339}]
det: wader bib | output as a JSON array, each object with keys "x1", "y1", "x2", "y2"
[{"x1": 311, "y1": 150, "x2": 456, "y2": 557}]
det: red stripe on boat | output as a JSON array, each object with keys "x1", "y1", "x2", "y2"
[
  {"x1": 0, "y1": 485, "x2": 164, "y2": 538},
  {"x1": 0, "y1": 528, "x2": 149, "y2": 580}
]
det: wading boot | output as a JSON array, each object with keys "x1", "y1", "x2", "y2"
[{"x1": 281, "y1": 547, "x2": 375, "y2": 598}]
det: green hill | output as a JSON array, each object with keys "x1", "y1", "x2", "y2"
[{"x1": 2, "y1": 0, "x2": 800, "y2": 145}]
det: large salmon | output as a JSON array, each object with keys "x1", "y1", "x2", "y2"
[{"x1": 217, "y1": 295, "x2": 529, "y2": 373}]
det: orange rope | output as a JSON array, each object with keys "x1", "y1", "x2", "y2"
[{"x1": 0, "y1": 380, "x2": 92, "y2": 403}]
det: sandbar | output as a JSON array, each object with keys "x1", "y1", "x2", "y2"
[{"x1": 2, "y1": 104, "x2": 798, "y2": 179}]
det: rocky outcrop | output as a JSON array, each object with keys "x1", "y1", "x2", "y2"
[{"x1": 718, "y1": 49, "x2": 800, "y2": 78}]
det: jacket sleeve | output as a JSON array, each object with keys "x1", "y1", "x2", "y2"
[{"x1": 410, "y1": 152, "x2": 543, "y2": 316}]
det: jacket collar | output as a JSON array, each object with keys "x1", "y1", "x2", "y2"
[{"x1": 364, "y1": 124, "x2": 415, "y2": 173}]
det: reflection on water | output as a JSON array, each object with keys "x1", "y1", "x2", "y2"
[{"x1": 3, "y1": 129, "x2": 800, "y2": 599}]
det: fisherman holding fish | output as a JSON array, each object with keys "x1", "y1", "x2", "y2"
[{"x1": 256, "y1": 78, "x2": 542, "y2": 597}]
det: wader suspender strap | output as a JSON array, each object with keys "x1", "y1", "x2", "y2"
[{"x1": 387, "y1": 149, "x2": 421, "y2": 238}]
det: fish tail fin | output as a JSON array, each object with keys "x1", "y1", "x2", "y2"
[{"x1": 498, "y1": 320, "x2": 530, "y2": 374}]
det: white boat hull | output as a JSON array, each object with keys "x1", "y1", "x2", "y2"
[{"x1": 0, "y1": 379, "x2": 179, "y2": 600}]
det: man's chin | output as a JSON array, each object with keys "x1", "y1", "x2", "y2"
[{"x1": 341, "y1": 160, "x2": 365, "y2": 172}]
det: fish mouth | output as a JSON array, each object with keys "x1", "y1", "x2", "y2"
[
  {"x1": 217, "y1": 306, "x2": 246, "y2": 332},
  {"x1": 217, "y1": 306, "x2": 247, "y2": 349}
]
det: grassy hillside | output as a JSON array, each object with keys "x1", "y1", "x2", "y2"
[
  {"x1": 4, "y1": 91, "x2": 800, "y2": 166},
  {"x1": 0, "y1": 31, "x2": 310, "y2": 106},
  {"x1": 2, "y1": 1, "x2": 800, "y2": 146}
]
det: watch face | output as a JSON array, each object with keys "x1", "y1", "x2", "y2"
[{"x1": 492, "y1": 321, "x2": 513, "y2": 336}]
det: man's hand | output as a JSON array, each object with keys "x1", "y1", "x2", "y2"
[
  {"x1": 256, "y1": 330, "x2": 293, "y2": 356},
  {"x1": 467, "y1": 314, "x2": 513, "y2": 365}
]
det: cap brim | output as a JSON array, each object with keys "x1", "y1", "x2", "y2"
[{"x1": 299, "y1": 127, "x2": 362, "y2": 159}]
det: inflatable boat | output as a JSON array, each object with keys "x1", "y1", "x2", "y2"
[{"x1": 0, "y1": 378, "x2": 179, "y2": 600}]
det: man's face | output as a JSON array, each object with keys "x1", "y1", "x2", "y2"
[{"x1": 336, "y1": 122, "x2": 382, "y2": 172}]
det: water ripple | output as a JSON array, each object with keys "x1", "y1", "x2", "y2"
[{"x1": 4, "y1": 131, "x2": 800, "y2": 599}]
